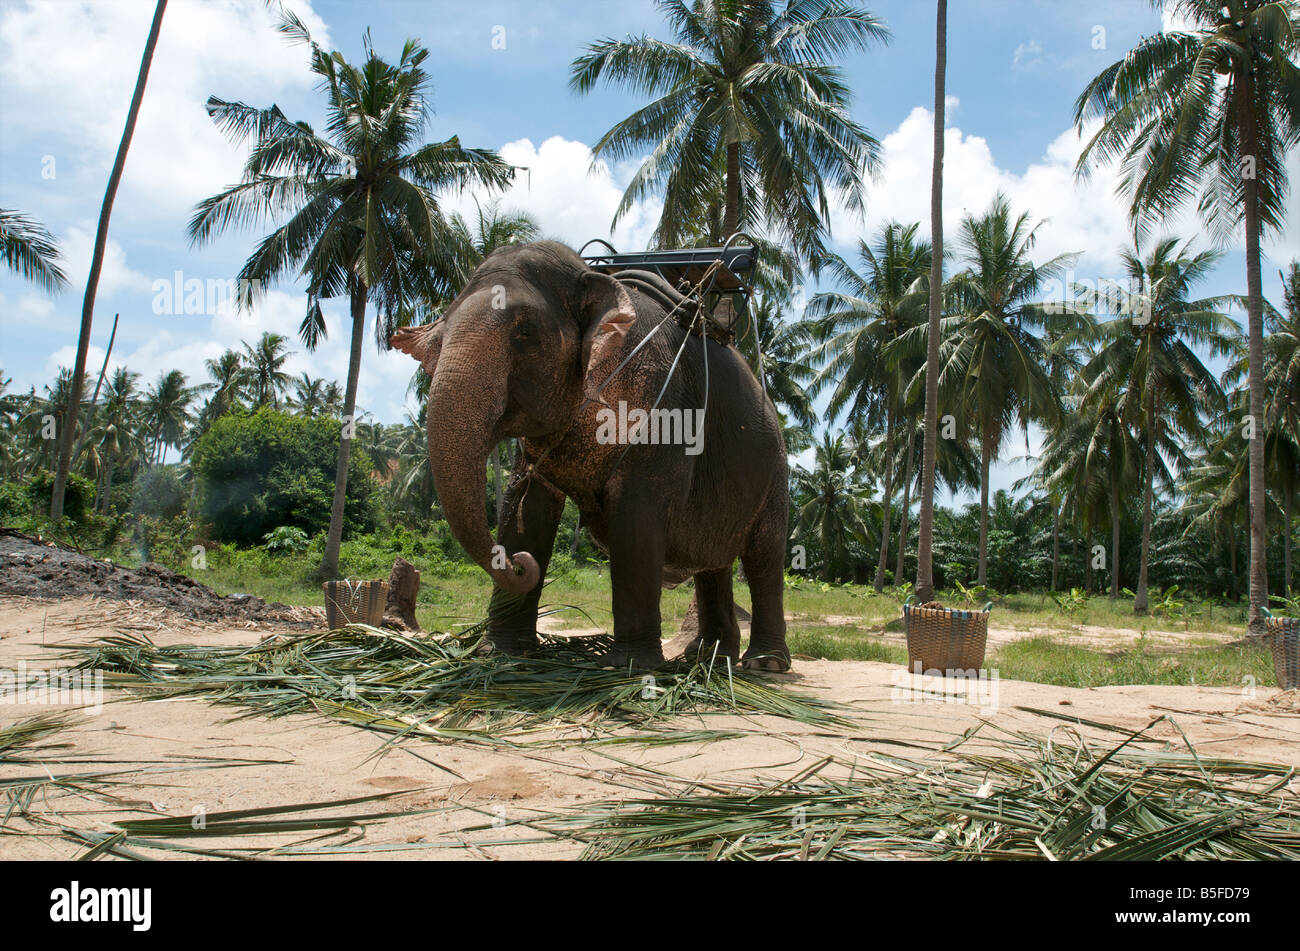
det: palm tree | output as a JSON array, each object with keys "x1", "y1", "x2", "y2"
[
  {"x1": 291, "y1": 373, "x2": 330, "y2": 418},
  {"x1": 913, "y1": 193, "x2": 1074, "y2": 585},
  {"x1": 570, "y1": 0, "x2": 888, "y2": 265},
  {"x1": 1271, "y1": 262, "x2": 1300, "y2": 419},
  {"x1": 1265, "y1": 262, "x2": 1300, "y2": 594},
  {"x1": 86, "y1": 368, "x2": 143, "y2": 512},
  {"x1": 389, "y1": 409, "x2": 437, "y2": 525},
  {"x1": 441, "y1": 204, "x2": 541, "y2": 296},
  {"x1": 204, "y1": 349, "x2": 247, "y2": 416},
  {"x1": 805, "y1": 221, "x2": 931, "y2": 590},
  {"x1": 1030, "y1": 306, "x2": 1092, "y2": 591},
  {"x1": 915, "y1": 0, "x2": 947, "y2": 603},
  {"x1": 321, "y1": 380, "x2": 344, "y2": 417},
  {"x1": 1043, "y1": 391, "x2": 1144, "y2": 598},
  {"x1": 1182, "y1": 412, "x2": 1255, "y2": 598},
  {"x1": 189, "y1": 12, "x2": 515, "y2": 579},
  {"x1": 1, "y1": 209, "x2": 69, "y2": 292},
  {"x1": 736, "y1": 292, "x2": 816, "y2": 427},
  {"x1": 241, "y1": 332, "x2": 291, "y2": 410},
  {"x1": 188, "y1": 349, "x2": 246, "y2": 448},
  {"x1": 354, "y1": 419, "x2": 402, "y2": 482},
  {"x1": 22, "y1": 369, "x2": 76, "y2": 475},
  {"x1": 1073, "y1": 0, "x2": 1300, "y2": 632},
  {"x1": 790, "y1": 432, "x2": 875, "y2": 581},
  {"x1": 891, "y1": 412, "x2": 979, "y2": 585},
  {"x1": 50, "y1": 0, "x2": 166, "y2": 522},
  {"x1": 0, "y1": 372, "x2": 23, "y2": 479},
  {"x1": 142, "y1": 370, "x2": 198, "y2": 466},
  {"x1": 1078, "y1": 237, "x2": 1237, "y2": 610}
]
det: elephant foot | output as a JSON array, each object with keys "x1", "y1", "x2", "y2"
[
  {"x1": 741, "y1": 645, "x2": 792, "y2": 673},
  {"x1": 675, "y1": 635, "x2": 740, "y2": 667},
  {"x1": 596, "y1": 643, "x2": 666, "y2": 670},
  {"x1": 485, "y1": 632, "x2": 539, "y2": 656}
]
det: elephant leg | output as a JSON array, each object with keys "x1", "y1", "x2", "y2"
[
  {"x1": 740, "y1": 505, "x2": 791, "y2": 673},
  {"x1": 486, "y1": 452, "x2": 565, "y2": 654},
  {"x1": 678, "y1": 567, "x2": 741, "y2": 665},
  {"x1": 602, "y1": 486, "x2": 667, "y2": 669}
]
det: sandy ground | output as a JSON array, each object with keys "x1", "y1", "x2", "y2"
[{"x1": 2, "y1": 595, "x2": 1297, "y2": 860}]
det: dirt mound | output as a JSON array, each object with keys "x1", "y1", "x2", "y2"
[{"x1": 0, "y1": 529, "x2": 318, "y2": 626}]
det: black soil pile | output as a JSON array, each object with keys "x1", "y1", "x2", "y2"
[{"x1": 0, "y1": 529, "x2": 319, "y2": 626}]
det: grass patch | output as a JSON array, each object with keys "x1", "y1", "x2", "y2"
[
  {"x1": 989, "y1": 636, "x2": 1275, "y2": 688},
  {"x1": 786, "y1": 626, "x2": 908, "y2": 664}
]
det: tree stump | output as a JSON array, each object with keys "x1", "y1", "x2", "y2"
[{"x1": 383, "y1": 557, "x2": 421, "y2": 631}]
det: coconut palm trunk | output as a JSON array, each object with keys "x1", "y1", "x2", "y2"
[
  {"x1": 51, "y1": 0, "x2": 166, "y2": 521},
  {"x1": 915, "y1": 0, "x2": 946, "y2": 603},
  {"x1": 874, "y1": 409, "x2": 895, "y2": 591},
  {"x1": 1085, "y1": 529, "x2": 1094, "y2": 592},
  {"x1": 1051, "y1": 504, "x2": 1060, "y2": 592},
  {"x1": 1135, "y1": 384, "x2": 1157, "y2": 613},
  {"x1": 70, "y1": 312, "x2": 118, "y2": 466},
  {"x1": 1239, "y1": 72, "x2": 1269, "y2": 634},
  {"x1": 1229, "y1": 526, "x2": 1239, "y2": 600},
  {"x1": 1284, "y1": 493, "x2": 1292, "y2": 601},
  {"x1": 724, "y1": 141, "x2": 741, "y2": 236},
  {"x1": 977, "y1": 431, "x2": 991, "y2": 586},
  {"x1": 321, "y1": 278, "x2": 367, "y2": 579},
  {"x1": 1110, "y1": 480, "x2": 1121, "y2": 599},
  {"x1": 895, "y1": 426, "x2": 915, "y2": 584},
  {"x1": 99, "y1": 457, "x2": 114, "y2": 515}
]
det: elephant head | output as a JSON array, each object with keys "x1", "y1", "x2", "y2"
[{"x1": 390, "y1": 241, "x2": 636, "y2": 594}]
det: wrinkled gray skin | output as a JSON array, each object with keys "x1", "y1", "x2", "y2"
[{"x1": 392, "y1": 241, "x2": 790, "y2": 670}]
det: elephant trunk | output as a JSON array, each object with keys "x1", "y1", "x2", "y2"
[{"x1": 427, "y1": 338, "x2": 538, "y2": 595}]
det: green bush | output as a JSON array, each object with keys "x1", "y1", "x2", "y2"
[
  {"x1": 190, "y1": 408, "x2": 379, "y2": 546},
  {"x1": 264, "y1": 525, "x2": 309, "y2": 555},
  {"x1": 0, "y1": 480, "x2": 29, "y2": 524},
  {"x1": 139, "y1": 514, "x2": 201, "y2": 568},
  {"x1": 131, "y1": 466, "x2": 187, "y2": 521},
  {"x1": 21, "y1": 469, "x2": 95, "y2": 524}
]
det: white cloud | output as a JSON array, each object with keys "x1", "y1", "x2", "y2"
[
  {"x1": 14, "y1": 293, "x2": 54, "y2": 323},
  {"x1": 0, "y1": 0, "x2": 328, "y2": 218},
  {"x1": 1012, "y1": 40, "x2": 1043, "y2": 69},
  {"x1": 61, "y1": 223, "x2": 152, "y2": 299},
  {"x1": 438, "y1": 136, "x2": 663, "y2": 253},
  {"x1": 831, "y1": 101, "x2": 1173, "y2": 280}
]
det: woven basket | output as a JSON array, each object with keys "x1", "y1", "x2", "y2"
[
  {"x1": 1262, "y1": 610, "x2": 1300, "y2": 690},
  {"x1": 322, "y1": 579, "x2": 388, "y2": 629},
  {"x1": 902, "y1": 596, "x2": 992, "y2": 675}
]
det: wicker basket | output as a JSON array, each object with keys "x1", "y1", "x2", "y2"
[
  {"x1": 1262, "y1": 609, "x2": 1300, "y2": 690},
  {"x1": 902, "y1": 596, "x2": 992, "y2": 675},
  {"x1": 322, "y1": 579, "x2": 388, "y2": 629}
]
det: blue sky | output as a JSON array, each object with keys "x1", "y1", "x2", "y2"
[{"x1": 2, "y1": 0, "x2": 1298, "y2": 505}]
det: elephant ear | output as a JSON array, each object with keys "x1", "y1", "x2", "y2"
[
  {"x1": 577, "y1": 271, "x2": 636, "y2": 406},
  {"x1": 389, "y1": 321, "x2": 445, "y2": 376}
]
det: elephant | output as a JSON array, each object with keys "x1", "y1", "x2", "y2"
[{"x1": 391, "y1": 240, "x2": 790, "y2": 671}]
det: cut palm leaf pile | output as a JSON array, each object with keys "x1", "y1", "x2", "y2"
[
  {"x1": 0, "y1": 712, "x2": 74, "y2": 762},
  {"x1": 526, "y1": 719, "x2": 1300, "y2": 860},
  {"x1": 59, "y1": 624, "x2": 846, "y2": 746}
]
